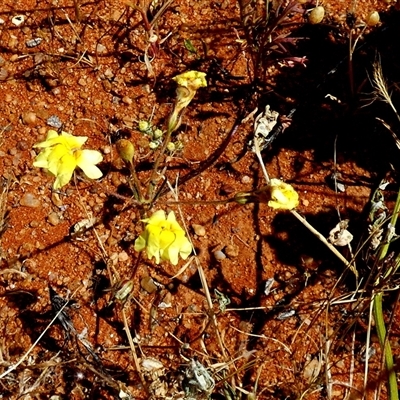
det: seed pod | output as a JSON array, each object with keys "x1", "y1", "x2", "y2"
[
  {"x1": 116, "y1": 139, "x2": 135, "y2": 164},
  {"x1": 309, "y1": 6, "x2": 325, "y2": 24},
  {"x1": 366, "y1": 11, "x2": 380, "y2": 26}
]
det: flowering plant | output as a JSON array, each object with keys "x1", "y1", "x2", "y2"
[
  {"x1": 33, "y1": 130, "x2": 103, "y2": 189},
  {"x1": 134, "y1": 210, "x2": 192, "y2": 265},
  {"x1": 168, "y1": 70, "x2": 207, "y2": 133},
  {"x1": 267, "y1": 178, "x2": 299, "y2": 210}
]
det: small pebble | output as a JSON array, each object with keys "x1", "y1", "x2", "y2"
[
  {"x1": 22, "y1": 111, "x2": 37, "y2": 125},
  {"x1": 16, "y1": 141, "x2": 28, "y2": 151},
  {"x1": 104, "y1": 68, "x2": 114, "y2": 79},
  {"x1": 96, "y1": 43, "x2": 106, "y2": 53},
  {"x1": 0, "y1": 68, "x2": 9, "y2": 81},
  {"x1": 47, "y1": 115, "x2": 62, "y2": 128},
  {"x1": 241, "y1": 175, "x2": 251, "y2": 184},
  {"x1": 213, "y1": 250, "x2": 226, "y2": 261},
  {"x1": 192, "y1": 224, "x2": 206, "y2": 236},
  {"x1": 122, "y1": 96, "x2": 132, "y2": 105},
  {"x1": 26, "y1": 38, "x2": 43, "y2": 48},
  {"x1": 118, "y1": 251, "x2": 129, "y2": 262},
  {"x1": 11, "y1": 15, "x2": 25, "y2": 26},
  {"x1": 18, "y1": 242, "x2": 36, "y2": 257},
  {"x1": 225, "y1": 244, "x2": 239, "y2": 258},
  {"x1": 141, "y1": 276, "x2": 158, "y2": 294},
  {"x1": 20, "y1": 192, "x2": 41, "y2": 207},
  {"x1": 47, "y1": 212, "x2": 61, "y2": 226},
  {"x1": 51, "y1": 192, "x2": 63, "y2": 207}
]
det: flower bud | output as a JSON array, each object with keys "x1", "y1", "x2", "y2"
[
  {"x1": 167, "y1": 142, "x2": 176, "y2": 151},
  {"x1": 149, "y1": 141, "x2": 159, "y2": 149},
  {"x1": 138, "y1": 120, "x2": 151, "y2": 133},
  {"x1": 234, "y1": 191, "x2": 253, "y2": 205},
  {"x1": 153, "y1": 128, "x2": 163, "y2": 139},
  {"x1": 366, "y1": 11, "x2": 380, "y2": 26},
  {"x1": 116, "y1": 139, "x2": 135, "y2": 164},
  {"x1": 309, "y1": 6, "x2": 325, "y2": 24}
]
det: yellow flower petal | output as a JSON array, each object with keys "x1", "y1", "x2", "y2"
[
  {"x1": 33, "y1": 130, "x2": 102, "y2": 189},
  {"x1": 134, "y1": 234, "x2": 147, "y2": 252},
  {"x1": 76, "y1": 150, "x2": 103, "y2": 179},
  {"x1": 267, "y1": 179, "x2": 299, "y2": 210},
  {"x1": 134, "y1": 210, "x2": 192, "y2": 264},
  {"x1": 172, "y1": 71, "x2": 207, "y2": 89}
]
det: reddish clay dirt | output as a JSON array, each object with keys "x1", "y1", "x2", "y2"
[{"x1": 1, "y1": 0, "x2": 400, "y2": 399}]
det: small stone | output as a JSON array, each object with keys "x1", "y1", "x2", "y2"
[
  {"x1": 47, "y1": 212, "x2": 61, "y2": 226},
  {"x1": 26, "y1": 38, "x2": 43, "y2": 48},
  {"x1": 118, "y1": 251, "x2": 129, "y2": 262},
  {"x1": 51, "y1": 192, "x2": 63, "y2": 207},
  {"x1": 225, "y1": 244, "x2": 239, "y2": 258},
  {"x1": 159, "y1": 292, "x2": 172, "y2": 308},
  {"x1": 18, "y1": 242, "x2": 36, "y2": 258},
  {"x1": 104, "y1": 68, "x2": 114, "y2": 79},
  {"x1": 213, "y1": 250, "x2": 226, "y2": 261},
  {"x1": 241, "y1": 175, "x2": 251, "y2": 184},
  {"x1": 20, "y1": 193, "x2": 40, "y2": 207},
  {"x1": 22, "y1": 111, "x2": 37, "y2": 126},
  {"x1": 141, "y1": 276, "x2": 158, "y2": 294},
  {"x1": 122, "y1": 96, "x2": 132, "y2": 105},
  {"x1": 96, "y1": 43, "x2": 106, "y2": 53},
  {"x1": 47, "y1": 115, "x2": 62, "y2": 128},
  {"x1": 0, "y1": 68, "x2": 9, "y2": 81},
  {"x1": 192, "y1": 224, "x2": 206, "y2": 236},
  {"x1": 11, "y1": 15, "x2": 25, "y2": 26},
  {"x1": 16, "y1": 141, "x2": 28, "y2": 151},
  {"x1": 78, "y1": 77, "x2": 86, "y2": 86}
]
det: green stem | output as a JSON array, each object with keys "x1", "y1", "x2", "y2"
[
  {"x1": 373, "y1": 292, "x2": 398, "y2": 400},
  {"x1": 128, "y1": 161, "x2": 144, "y2": 202},
  {"x1": 373, "y1": 186, "x2": 400, "y2": 400},
  {"x1": 146, "y1": 126, "x2": 173, "y2": 202}
]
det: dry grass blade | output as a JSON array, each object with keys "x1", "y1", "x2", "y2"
[
  {"x1": 0, "y1": 287, "x2": 79, "y2": 380},
  {"x1": 372, "y1": 59, "x2": 400, "y2": 121}
]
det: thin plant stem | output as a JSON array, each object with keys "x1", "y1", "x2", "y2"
[
  {"x1": 0, "y1": 287, "x2": 79, "y2": 379},
  {"x1": 372, "y1": 186, "x2": 400, "y2": 400},
  {"x1": 146, "y1": 126, "x2": 173, "y2": 201},
  {"x1": 73, "y1": 0, "x2": 81, "y2": 22},
  {"x1": 290, "y1": 209, "x2": 357, "y2": 277},
  {"x1": 253, "y1": 132, "x2": 357, "y2": 275},
  {"x1": 121, "y1": 305, "x2": 147, "y2": 390},
  {"x1": 370, "y1": 60, "x2": 400, "y2": 400},
  {"x1": 128, "y1": 161, "x2": 144, "y2": 202}
]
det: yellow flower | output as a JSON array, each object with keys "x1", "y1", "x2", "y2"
[
  {"x1": 169, "y1": 71, "x2": 207, "y2": 133},
  {"x1": 134, "y1": 210, "x2": 192, "y2": 265},
  {"x1": 33, "y1": 130, "x2": 103, "y2": 189},
  {"x1": 267, "y1": 178, "x2": 299, "y2": 210},
  {"x1": 172, "y1": 70, "x2": 207, "y2": 91}
]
